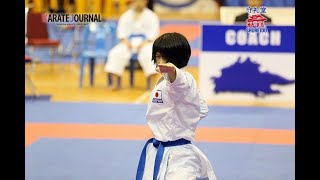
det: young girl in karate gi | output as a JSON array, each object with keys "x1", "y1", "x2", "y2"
[{"x1": 136, "y1": 32, "x2": 218, "y2": 180}]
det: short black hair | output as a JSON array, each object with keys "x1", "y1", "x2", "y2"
[{"x1": 152, "y1": 32, "x2": 191, "y2": 69}]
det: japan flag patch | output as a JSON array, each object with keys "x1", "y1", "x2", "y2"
[{"x1": 152, "y1": 90, "x2": 163, "y2": 103}]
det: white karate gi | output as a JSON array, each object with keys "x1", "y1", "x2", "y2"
[
  {"x1": 104, "y1": 8, "x2": 159, "y2": 77},
  {"x1": 141, "y1": 67, "x2": 217, "y2": 180}
]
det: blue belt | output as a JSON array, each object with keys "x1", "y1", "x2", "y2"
[{"x1": 136, "y1": 138, "x2": 191, "y2": 180}]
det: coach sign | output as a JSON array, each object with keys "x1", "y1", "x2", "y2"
[{"x1": 199, "y1": 24, "x2": 295, "y2": 107}]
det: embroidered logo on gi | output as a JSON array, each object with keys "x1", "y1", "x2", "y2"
[{"x1": 152, "y1": 90, "x2": 163, "y2": 103}]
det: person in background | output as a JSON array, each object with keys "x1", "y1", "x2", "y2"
[{"x1": 104, "y1": 0, "x2": 160, "y2": 90}]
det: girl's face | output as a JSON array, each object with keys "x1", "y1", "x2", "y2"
[{"x1": 155, "y1": 52, "x2": 167, "y2": 67}]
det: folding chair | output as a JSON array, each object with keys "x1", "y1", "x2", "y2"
[
  {"x1": 26, "y1": 11, "x2": 61, "y2": 71},
  {"x1": 79, "y1": 22, "x2": 116, "y2": 88}
]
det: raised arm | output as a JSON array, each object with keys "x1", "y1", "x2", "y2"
[{"x1": 156, "y1": 63, "x2": 191, "y2": 99}]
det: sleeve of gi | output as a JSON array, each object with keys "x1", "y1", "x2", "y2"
[
  {"x1": 164, "y1": 67, "x2": 191, "y2": 100},
  {"x1": 117, "y1": 12, "x2": 130, "y2": 39}
]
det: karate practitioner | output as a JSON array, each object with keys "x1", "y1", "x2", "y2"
[
  {"x1": 136, "y1": 32, "x2": 218, "y2": 180},
  {"x1": 104, "y1": 0, "x2": 160, "y2": 90}
]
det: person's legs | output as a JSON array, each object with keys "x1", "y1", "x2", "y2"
[
  {"x1": 137, "y1": 43, "x2": 159, "y2": 89},
  {"x1": 105, "y1": 43, "x2": 131, "y2": 90}
]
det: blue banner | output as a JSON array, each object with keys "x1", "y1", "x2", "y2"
[{"x1": 202, "y1": 25, "x2": 295, "y2": 53}]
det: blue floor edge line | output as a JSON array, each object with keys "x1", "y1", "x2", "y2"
[{"x1": 25, "y1": 95, "x2": 52, "y2": 101}]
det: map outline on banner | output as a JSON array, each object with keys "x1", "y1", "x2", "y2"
[
  {"x1": 199, "y1": 24, "x2": 295, "y2": 105},
  {"x1": 211, "y1": 56, "x2": 295, "y2": 97}
]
